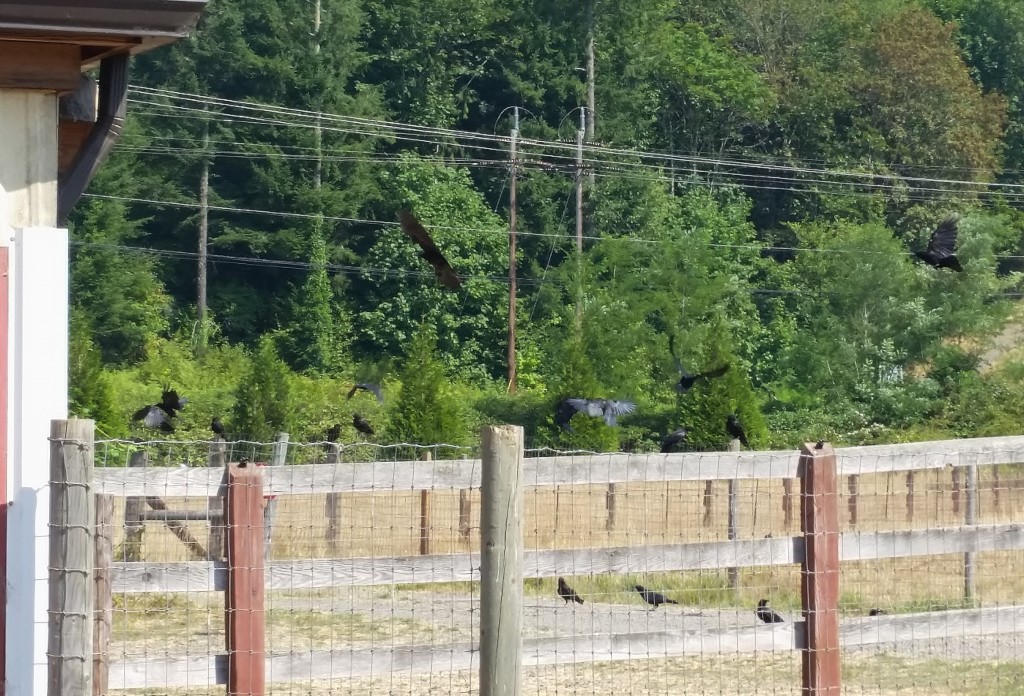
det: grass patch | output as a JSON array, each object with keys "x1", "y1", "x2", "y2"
[
  {"x1": 844, "y1": 654, "x2": 1024, "y2": 695},
  {"x1": 266, "y1": 609, "x2": 437, "y2": 646}
]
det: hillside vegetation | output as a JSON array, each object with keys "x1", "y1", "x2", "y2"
[{"x1": 69, "y1": 0, "x2": 1024, "y2": 451}]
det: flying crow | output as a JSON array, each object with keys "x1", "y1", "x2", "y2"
[
  {"x1": 352, "y1": 414, "x2": 375, "y2": 437},
  {"x1": 157, "y1": 385, "x2": 189, "y2": 418},
  {"x1": 915, "y1": 213, "x2": 963, "y2": 272},
  {"x1": 669, "y1": 335, "x2": 729, "y2": 393},
  {"x1": 756, "y1": 598, "x2": 784, "y2": 624},
  {"x1": 132, "y1": 405, "x2": 175, "y2": 433},
  {"x1": 557, "y1": 577, "x2": 584, "y2": 605},
  {"x1": 635, "y1": 584, "x2": 678, "y2": 609},
  {"x1": 565, "y1": 398, "x2": 637, "y2": 427},
  {"x1": 660, "y1": 427, "x2": 688, "y2": 453},
  {"x1": 398, "y1": 210, "x2": 462, "y2": 289},
  {"x1": 347, "y1": 382, "x2": 384, "y2": 404},
  {"x1": 726, "y1": 414, "x2": 749, "y2": 447}
]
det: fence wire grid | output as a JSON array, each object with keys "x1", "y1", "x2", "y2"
[{"x1": 70, "y1": 434, "x2": 1024, "y2": 695}]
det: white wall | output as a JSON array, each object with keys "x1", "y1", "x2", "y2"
[{"x1": 6, "y1": 226, "x2": 68, "y2": 696}]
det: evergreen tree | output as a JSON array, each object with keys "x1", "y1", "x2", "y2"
[
  {"x1": 231, "y1": 336, "x2": 293, "y2": 440},
  {"x1": 68, "y1": 310, "x2": 123, "y2": 438},
  {"x1": 549, "y1": 329, "x2": 620, "y2": 452}
]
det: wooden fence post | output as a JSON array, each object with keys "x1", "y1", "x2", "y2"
[
  {"x1": 799, "y1": 441, "x2": 841, "y2": 695},
  {"x1": 480, "y1": 425, "x2": 524, "y2": 696},
  {"x1": 727, "y1": 438, "x2": 740, "y2": 592},
  {"x1": 458, "y1": 456, "x2": 472, "y2": 541},
  {"x1": 324, "y1": 443, "x2": 342, "y2": 556},
  {"x1": 783, "y1": 478, "x2": 794, "y2": 530},
  {"x1": 992, "y1": 465, "x2": 1001, "y2": 514},
  {"x1": 420, "y1": 450, "x2": 432, "y2": 556},
  {"x1": 207, "y1": 436, "x2": 228, "y2": 561},
  {"x1": 605, "y1": 483, "x2": 617, "y2": 531},
  {"x1": 702, "y1": 480, "x2": 714, "y2": 527},
  {"x1": 225, "y1": 461, "x2": 266, "y2": 696},
  {"x1": 93, "y1": 494, "x2": 113, "y2": 696},
  {"x1": 905, "y1": 471, "x2": 915, "y2": 523},
  {"x1": 121, "y1": 450, "x2": 147, "y2": 561},
  {"x1": 964, "y1": 463, "x2": 978, "y2": 605},
  {"x1": 846, "y1": 475, "x2": 859, "y2": 528},
  {"x1": 48, "y1": 419, "x2": 95, "y2": 696},
  {"x1": 263, "y1": 432, "x2": 288, "y2": 560}
]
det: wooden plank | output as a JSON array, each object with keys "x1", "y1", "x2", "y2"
[
  {"x1": 207, "y1": 436, "x2": 228, "y2": 561},
  {"x1": 420, "y1": 450, "x2": 432, "y2": 556},
  {"x1": 847, "y1": 475, "x2": 859, "y2": 528},
  {"x1": 800, "y1": 442, "x2": 841, "y2": 695},
  {"x1": 93, "y1": 433, "x2": 1024, "y2": 496},
  {"x1": 224, "y1": 462, "x2": 266, "y2": 695},
  {"x1": 93, "y1": 494, "x2": 113, "y2": 696},
  {"x1": 105, "y1": 604, "x2": 1024, "y2": 689},
  {"x1": 0, "y1": 41, "x2": 80, "y2": 91},
  {"x1": 110, "y1": 522, "x2": 1024, "y2": 594},
  {"x1": 727, "y1": 438, "x2": 740, "y2": 591},
  {"x1": 458, "y1": 488, "x2": 472, "y2": 540},
  {"x1": 965, "y1": 464, "x2": 978, "y2": 604},
  {"x1": 47, "y1": 419, "x2": 95, "y2": 696},
  {"x1": 480, "y1": 425, "x2": 524, "y2": 696},
  {"x1": 120, "y1": 451, "x2": 147, "y2": 561},
  {"x1": 783, "y1": 478, "x2": 794, "y2": 529},
  {"x1": 144, "y1": 495, "x2": 208, "y2": 559},
  {"x1": 263, "y1": 432, "x2": 289, "y2": 560},
  {"x1": 324, "y1": 443, "x2": 341, "y2": 556}
]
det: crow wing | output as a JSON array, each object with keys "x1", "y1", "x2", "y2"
[
  {"x1": 927, "y1": 214, "x2": 960, "y2": 258},
  {"x1": 696, "y1": 364, "x2": 729, "y2": 381},
  {"x1": 566, "y1": 398, "x2": 605, "y2": 418},
  {"x1": 398, "y1": 210, "x2": 462, "y2": 290},
  {"x1": 602, "y1": 400, "x2": 636, "y2": 426}
]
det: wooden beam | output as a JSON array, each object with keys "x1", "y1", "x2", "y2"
[
  {"x1": 224, "y1": 462, "x2": 266, "y2": 696},
  {"x1": 0, "y1": 41, "x2": 81, "y2": 91},
  {"x1": 94, "y1": 433, "x2": 1024, "y2": 497},
  {"x1": 105, "y1": 605, "x2": 1024, "y2": 689},
  {"x1": 93, "y1": 495, "x2": 113, "y2": 696},
  {"x1": 799, "y1": 442, "x2": 841, "y2": 695}
]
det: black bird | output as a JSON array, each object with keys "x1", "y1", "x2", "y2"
[
  {"x1": 669, "y1": 335, "x2": 729, "y2": 394},
  {"x1": 398, "y1": 210, "x2": 463, "y2": 289},
  {"x1": 557, "y1": 577, "x2": 584, "y2": 605},
  {"x1": 915, "y1": 213, "x2": 963, "y2": 272},
  {"x1": 563, "y1": 398, "x2": 637, "y2": 428},
  {"x1": 132, "y1": 405, "x2": 175, "y2": 433},
  {"x1": 211, "y1": 417, "x2": 225, "y2": 437},
  {"x1": 326, "y1": 423, "x2": 342, "y2": 443},
  {"x1": 660, "y1": 427, "x2": 688, "y2": 453},
  {"x1": 352, "y1": 413, "x2": 375, "y2": 437},
  {"x1": 157, "y1": 385, "x2": 189, "y2": 418},
  {"x1": 756, "y1": 598, "x2": 784, "y2": 624},
  {"x1": 634, "y1": 585, "x2": 678, "y2": 609},
  {"x1": 726, "y1": 414, "x2": 749, "y2": 447},
  {"x1": 815, "y1": 440, "x2": 825, "y2": 450},
  {"x1": 347, "y1": 382, "x2": 384, "y2": 404},
  {"x1": 868, "y1": 608, "x2": 887, "y2": 616}
]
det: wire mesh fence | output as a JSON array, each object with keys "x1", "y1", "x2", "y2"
[{"x1": 68, "y1": 431, "x2": 1024, "y2": 694}]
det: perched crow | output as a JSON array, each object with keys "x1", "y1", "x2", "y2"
[
  {"x1": 756, "y1": 598, "x2": 784, "y2": 624},
  {"x1": 562, "y1": 398, "x2": 637, "y2": 428},
  {"x1": 211, "y1": 417, "x2": 226, "y2": 437},
  {"x1": 669, "y1": 335, "x2": 729, "y2": 394},
  {"x1": 557, "y1": 577, "x2": 584, "y2": 605},
  {"x1": 814, "y1": 440, "x2": 825, "y2": 450},
  {"x1": 352, "y1": 413, "x2": 375, "y2": 437},
  {"x1": 660, "y1": 427, "x2": 688, "y2": 453},
  {"x1": 347, "y1": 382, "x2": 384, "y2": 404},
  {"x1": 726, "y1": 414, "x2": 749, "y2": 447},
  {"x1": 132, "y1": 404, "x2": 175, "y2": 433},
  {"x1": 326, "y1": 423, "x2": 342, "y2": 443},
  {"x1": 868, "y1": 608, "x2": 887, "y2": 617},
  {"x1": 915, "y1": 213, "x2": 963, "y2": 272},
  {"x1": 398, "y1": 210, "x2": 462, "y2": 289},
  {"x1": 634, "y1": 584, "x2": 678, "y2": 609}
]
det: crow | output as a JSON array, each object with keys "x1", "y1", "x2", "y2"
[
  {"x1": 669, "y1": 335, "x2": 729, "y2": 394},
  {"x1": 814, "y1": 440, "x2": 825, "y2": 449},
  {"x1": 557, "y1": 577, "x2": 584, "y2": 605},
  {"x1": 132, "y1": 405, "x2": 175, "y2": 433},
  {"x1": 211, "y1": 417, "x2": 225, "y2": 437},
  {"x1": 352, "y1": 413, "x2": 375, "y2": 437},
  {"x1": 557, "y1": 397, "x2": 634, "y2": 429},
  {"x1": 634, "y1": 584, "x2": 678, "y2": 609},
  {"x1": 157, "y1": 385, "x2": 189, "y2": 418},
  {"x1": 660, "y1": 427, "x2": 688, "y2": 453},
  {"x1": 726, "y1": 413, "x2": 749, "y2": 447},
  {"x1": 756, "y1": 598, "x2": 784, "y2": 624},
  {"x1": 868, "y1": 608, "x2": 887, "y2": 617},
  {"x1": 398, "y1": 210, "x2": 462, "y2": 289},
  {"x1": 326, "y1": 423, "x2": 342, "y2": 443},
  {"x1": 347, "y1": 382, "x2": 384, "y2": 404},
  {"x1": 915, "y1": 213, "x2": 963, "y2": 272}
]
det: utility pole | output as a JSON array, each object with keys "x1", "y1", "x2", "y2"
[
  {"x1": 313, "y1": 0, "x2": 322, "y2": 193},
  {"x1": 507, "y1": 107, "x2": 519, "y2": 394},
  {"x1": 196, "y1": 109, "x2": 210, "y2": 357},
  {"x1": 585, "y1": 0, "x2": 595, "y2": 142},
  {"x1": 575, "y1": 109, "x2": 586, "y2": 254}
]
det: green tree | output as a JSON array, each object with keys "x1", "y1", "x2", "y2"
[
  {"x1": 68, "y1": 310, "x2": 123, "y2": 438},
  {"x1": 231, "y1": 335, "x2": 293, "y2": 440}
]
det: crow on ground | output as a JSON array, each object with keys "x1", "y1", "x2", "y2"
[
  {"x1": 347, "y1": 382, "x2": 384, "y2": 404},
  {"x1": 634, "y1": 584, "x2": 678, "y2": 609},
  {"x1": 398, "y1": 210, "x2": 462, "y2": 289},
  {"x1": 660, "y1": 427, "x2": 688, "y2": 453},
  {"x1": 557, "y1": 577, "x2": 584, "y2": 605},
  {"x1": 211, "y1": 417, "x2": 225, "y2": 437},
  {"x1": 726, "y1": 413, "x2": 749, "y2": 447},
  {"x1": 353, "y1": 414, "x2": 375, "y2": 437},
  {"x1": 868, "y1": 608, "x2": 887, "y2": 616},
  {"x1": 914, "y1": 213, "x2": 962, "y2": 272},
  {"x1": 669, "y1": 335, "x2": 729, "y2": 394},
  {"x1": 756, "y1": 598, "x2": 784, "y2": 624}
]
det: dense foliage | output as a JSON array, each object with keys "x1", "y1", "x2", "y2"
[{"x1": 69, "y1": 0, "x2": 1024, "y2": 452}]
